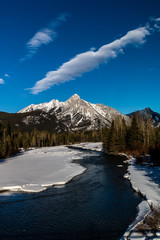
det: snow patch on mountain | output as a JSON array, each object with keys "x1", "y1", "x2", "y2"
[{"x1": 18, "y1": 94, "x2": 129, "y2": 131}]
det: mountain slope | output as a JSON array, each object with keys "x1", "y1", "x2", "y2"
[
  {"x1": 17, "y1": 94, "x2": 129, "y2": 131},
  {"x1": 0, "y1": 111, "x2": 68, "y2": 132},
  {"x1": 127, "y1": 107, "x2": 160, "y2": 127}
]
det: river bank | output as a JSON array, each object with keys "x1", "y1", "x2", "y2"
[
  {"x1": 93, "y1": 144, "x2": 160, "y2": 239},
  {"x1": 122, "y1": 157, "x2": 160, "y2": 239},
  {"x1": 0, "y1": 143, "x2": 103, "y2": 193},
  {"x1": 0, "y1": 142, "x2": 142, "y2": 240},
  {"x1": 0, "y1": 142, "x2": 159, "y2": 239},
  {"x1": 0, "y1": 145, "x2": 89, "y2": 192}
]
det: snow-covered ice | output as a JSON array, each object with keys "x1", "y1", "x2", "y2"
[
  {"x1": 0, "y1": 145, "x2": 97, "y2": 193},
  {"x1": 122, "y1": 158, "x2": 160, "y2": 239},
  {"x1": 123, "y1": 201, "x2": 151, "y2": 239},
  {"x1": 117, "y1": 165, "x2": 123, "y2": 167},
  {"x1": 72, "y1": 142, "x2": 102, "y2": 151},
  {"x1": 128, "y1": 159, "x2": 160, "y2": 207}
]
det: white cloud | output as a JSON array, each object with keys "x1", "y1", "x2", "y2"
[
  {"x1": 21, "y1": 13, "x2": 69, "y2": 61},
  {"x1": 149, "y1": 17, "x2": 160, "y2": 31},
  {"x1": 154, "y1": 18, "x2": 160, "y2": 31},
  {"x1": 156, "y1": 18, "x2": 160, "y2": 22},
  {"x1": 30, "y1": 26, "x2": 150, "y2": 94},
  {"x1": 0, "y1": 78, "x2": 4, "y2": 84},
  {"x1": 4, "y1": 74, "x2": 9, "y2": 77}
]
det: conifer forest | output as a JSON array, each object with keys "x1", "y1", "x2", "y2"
[{"x1": 0, "y1": 113, "x2": 160, "y2": 163}]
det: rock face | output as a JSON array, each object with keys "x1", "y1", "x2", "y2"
[
  {"x1": 127, "y1": 107, "x2": 160, "y2": 127},
  {"x1": 18, "y1": 94, "x2": 129, "y2": 131}
]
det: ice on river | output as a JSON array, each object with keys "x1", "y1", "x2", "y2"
[
  {"x1": 128, "y1": 159, "x2": 160, "y2": 207},
  {"x1": 122, "y1": 159, "x2": 160, "y2": 239},
  {"x1": 0, "y1": 145, "x2": 98, "y2": 193},
  {"x1": 72, "y1": 142, "x2": 102, "y2": 151}
]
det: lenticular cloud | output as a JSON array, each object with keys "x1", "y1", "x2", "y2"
[{"x1": 30, "y1": 21, "x2": 157, "y2": 94}]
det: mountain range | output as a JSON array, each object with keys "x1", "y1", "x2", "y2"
[
  {"x1": 127, "y1": 107, "x2": 160, "y2": 127},
  {"x1": 0, "y1": 94, "x2": 159, "y2": 132}
]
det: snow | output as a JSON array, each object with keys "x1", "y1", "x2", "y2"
[
  {"x1": 18, "y1": 99, "x2": 64, "y2": 113},
  {"x1": 122, "y1": 158, "x2": 160, "y2": 239},
  {"x1": 123, "y1": 201, "x2": 150, "y2": 239},
  {"x1": 129, "y1": 232, "x2": 145, "y2": 240},
  {"x1": 72, "y1": 142, "x2": 103, "y2": 151},
  {"x1": 0, "y1": 145, "x2": 99, "y2": 193},
  {"x1": 17, "y1": 94, "x2": 130, "y2": 131},
  {"x1": 89, "y1": 103, "x2": 108, "y2": 119},
  {"x1": 128, "y1": 159, "x2": 160, "y2": 207},
  {"x1": 155, "y1": 116, "x2": 159, "y2": 121},
  {"x1": 117, "y1": 165, "x2": 123, "y2": 167}
]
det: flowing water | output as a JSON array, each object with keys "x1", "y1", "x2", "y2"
[{"x1": 0, "y1": 149, "x2": 142, "y2": 240}]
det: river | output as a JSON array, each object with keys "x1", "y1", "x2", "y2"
[{"x1": 0, "y1": 148, "x2": 142, "y2": 240}]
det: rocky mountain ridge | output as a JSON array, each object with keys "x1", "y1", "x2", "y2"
[
  {"x1": 1, "y1": 95, "x2": 159, "y2": 133},
  {"x1": 127, "y1": 107, "x2": 160, "y2": 127},
  {"x1": 17, "y1": 94, "x2": 129, "y2": 131}
]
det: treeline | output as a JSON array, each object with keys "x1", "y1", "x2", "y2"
[
  {"x1": 103, "y1": 114, "x2": 160, "y2": 163},
  {"x1": 1, "y1": 114, "x2": 160, "y2": 162},
  {"x1": 0, "y1": 122, "x2": 20, "y2": 159},
  {"x1": 0, "y1": 121, "x2": 103, "y2": 159}
]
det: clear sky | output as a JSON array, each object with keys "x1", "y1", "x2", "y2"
[{"x1": 0, "y1": 0, "x2": 160, "y2": 114}]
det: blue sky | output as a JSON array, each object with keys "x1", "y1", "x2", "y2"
[{"x1": 0, "y1": 0, "x2": 160, "y2": 114}]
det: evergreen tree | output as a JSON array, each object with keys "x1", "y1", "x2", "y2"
[
  {"x1": 107, "y1": 121, "x2": 117, "y2": 153},
  {"x1": 126, "y1": 115, "x2": 141, "y2": 150}
]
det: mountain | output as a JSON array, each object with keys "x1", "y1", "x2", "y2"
[
  {"x1": 0, "y1": 110, "x2": 68, "y2": 132},
  {"x1": 16, "y1": 94, "x2": 129, "y2": 132},
  {"x1": 127, "y1": 107, "x2": 160, "y2": 127},
  {"x1": 1, "y1": 98, "x2": 159, "y2": 133}
]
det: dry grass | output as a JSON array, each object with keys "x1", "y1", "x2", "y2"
[{"x1": 136, "y1": 206, "x2": 160, "y2": 232}]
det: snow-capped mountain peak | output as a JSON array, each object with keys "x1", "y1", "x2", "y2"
[
  {"x1": 18, "y1": 94, "x2": 129, "y2": 131},
  {"x1": 66, "y1": 93, "x2": 80, "y2": 102}
]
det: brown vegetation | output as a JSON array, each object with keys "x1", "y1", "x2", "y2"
[{"x1": 136, "y1": 206, "x2": 160, "y2": 231}]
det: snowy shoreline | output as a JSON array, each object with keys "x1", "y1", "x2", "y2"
[
  {"x1": 68, "y1": 143, "x2": 160, "y2": 239},
  {"x1": 122, "y1": 158, "x2": 160, "y2": 239},
  {"x1": 0, "y1": 146, "x2": 86, "y2": 193},
  {"x1": 70, "y1": 144, "x2": 160, "y2": 239},
  {"x1": 0, "y1": 143, "x2": 101, "y2": 193},
  {"x1": 1, "y1": 142, "x2": 159, "y2": 239}
]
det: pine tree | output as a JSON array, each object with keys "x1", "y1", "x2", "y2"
[
  {"x1": 107, "y1": 121, "x2": 117, "y2": 153},
  {"x1": 127, "y1": 115, "x2": 141, "y2": 150}
]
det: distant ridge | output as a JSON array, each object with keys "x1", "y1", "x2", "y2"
[{"x1": 127, "y1": 107, "x2": 160, "y2": 127}]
